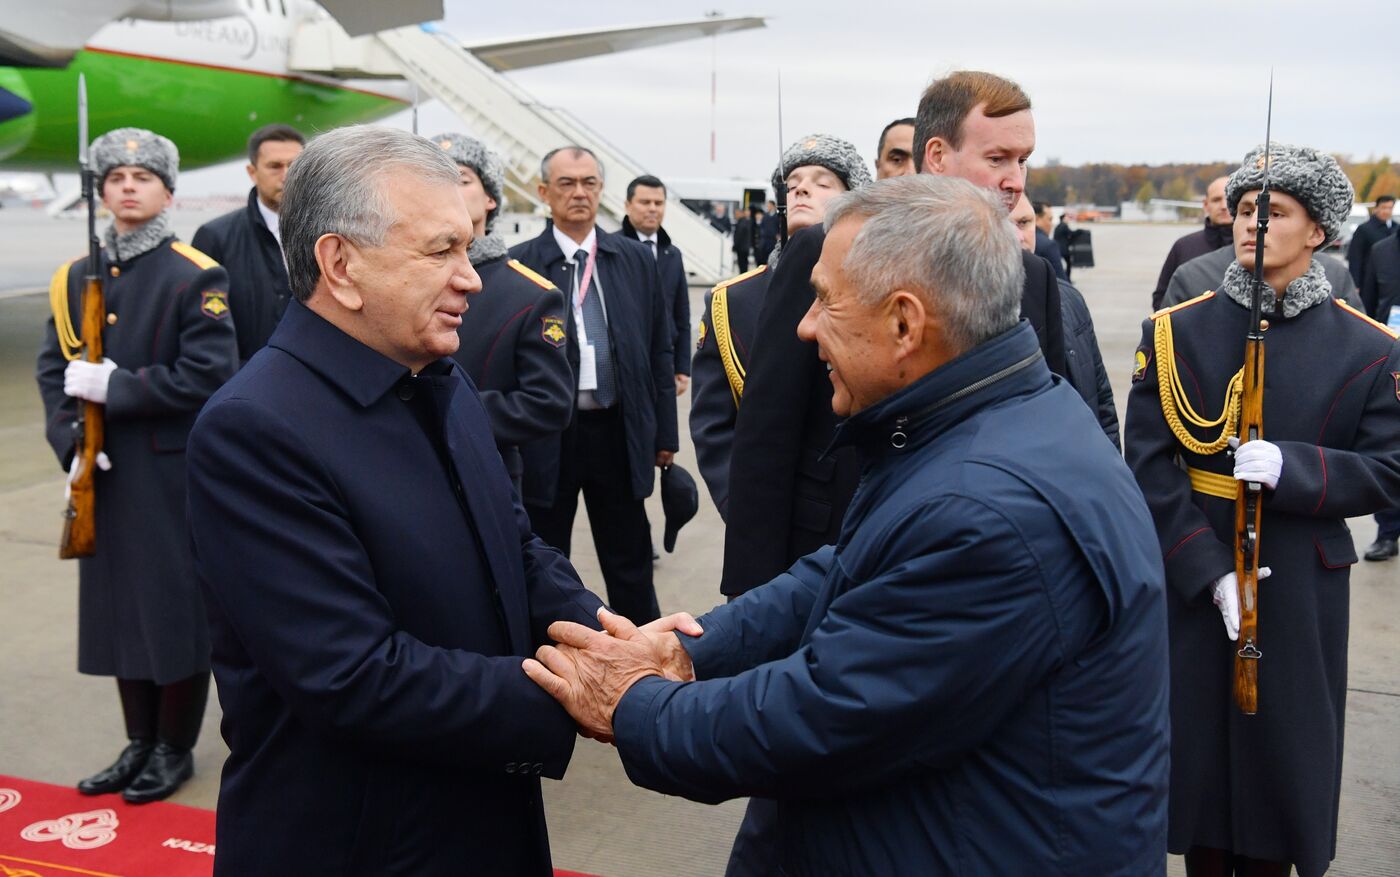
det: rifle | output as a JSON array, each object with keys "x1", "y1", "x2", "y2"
[
  {"x1": 1232, "y1": 75, "x2": 1273, "y2": 714},
  {"x1": 59, "y1": 73, "x2": 105, "y2": 559},
  {"x1": 774, "y1": 71, "x2": 788, "y2": 247}
]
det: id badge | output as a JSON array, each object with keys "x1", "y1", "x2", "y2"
[{"x1": 578, "y1": 343, "x2": 598, "y2": 391}]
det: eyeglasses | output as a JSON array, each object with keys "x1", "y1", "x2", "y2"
[{"x1": 552, "y1": 177, "x2": 602, "y2": 193}]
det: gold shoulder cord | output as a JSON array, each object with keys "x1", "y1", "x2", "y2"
[
  {"x1": 49, "y1": 262, "x2": 83, "y2": 362},
  {"x1": 710, "y1": 288, "x2": 746, "y2": 407},
  {"x1": 1154, "y1": 311, "x2": 1243, "y2": 456}
]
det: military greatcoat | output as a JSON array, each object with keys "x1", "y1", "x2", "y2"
[
  {"x1": 1124, "y1": 287, "x2": 1400, "y2": 876},
  {"x1": 36, "y1": 237, "x2": 238, "y2": 684}
]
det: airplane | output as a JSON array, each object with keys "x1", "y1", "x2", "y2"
[{"x1": 0, "y1": 0, "x2": 764, "y2": 172}]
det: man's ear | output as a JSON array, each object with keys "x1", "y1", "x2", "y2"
[
  {"x1": 1306, "y1": 221, "x2": 1326, "y2": 251},
  {"x1": 314, "y1": 233, "x2": 364, "y2": 312},
  {"x1": 889, "y1": 290, "x2": 929, "y2": 358},
  {"x1": 922, "y1": 137, "x2": 949, "y2": 174},
  {"x1": 537, "y1": 182, "x2": 548, "y2": 203},
  {"x1": 245, "y1": 163, "x2": 257, "y2": 184}
]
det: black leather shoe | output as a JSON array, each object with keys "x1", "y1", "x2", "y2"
[
  {"x1": 77, "y1": 740, "x2": 154, "y2": 795},
  {"x1": 1364, "y1": 537, "x2": 1398, "y2": 561},
  {"x1": 121, "y1": 743, "x2": 193, "y2": 804}
]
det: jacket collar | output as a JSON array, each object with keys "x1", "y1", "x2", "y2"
[
  {"x1": 245, "y1": 187, "x2": 272, "y2": 234},
  {"x1": 830, "y1": 321, "x2": 1048, "y2": 459},
  {"x1": 269, "y1": 300, "x2": 441, "y2": 408},
  {"x1": 1203, "y1": 218, "x2": 1232, "y2": 248},
  {"x1": 620, "y1": 215, "x2": 672, "y2": 250}
]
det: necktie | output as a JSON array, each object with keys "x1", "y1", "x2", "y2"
[
  {"x1": 575, "y1": 249, "x2": 616, "y2": 407},
  {"x1": 646, "y1": 239, "x2": 657, "y2": 260}
]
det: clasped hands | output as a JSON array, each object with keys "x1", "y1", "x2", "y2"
[{"x1": 523, "y1": 608, "x2": 701, "y2": 742}]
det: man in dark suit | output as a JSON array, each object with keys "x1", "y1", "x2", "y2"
[
  {"x1": 1033, "y1": 199, "x2": 1068, "y2": 280},
  {"x1": 1348, "y1": 194, "x2": 1395, "y2": 287},
  {"x1": 510, "y1": 146, "x2": 678, "y2": 625},
  {"x1": 621, "y1": 174, "x2": 692, "y2": 395},
  {"x1": 1361, "y1": 232, "x2": 1400, "y2": 560},
  {"x1": 721, "y1": 70, "x2": 1066, "y2": 598},
  {"x1": 191, "y1": 124, "x2": 304, "y2": 364},
  {"x1": 186, "y1": 127, "x2": 605, "y2": 876}
]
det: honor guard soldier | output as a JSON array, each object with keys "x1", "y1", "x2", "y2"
[
  {"x1": 433, "y1": 133, "x2": 572, "y2": 501},
  {"x1": 690, "y1": 133, "x2": 871, "y2": 521},
  {"x1": 1125, "y1": 143, "x2": 1400, "y2": 877},
  {"x1": 36, "y1": 128, "x2": 238, "y2": 803}
]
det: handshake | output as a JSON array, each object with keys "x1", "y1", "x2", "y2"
[{"x1": 523, "y1": 608, "x2": 703, "y2": 742}]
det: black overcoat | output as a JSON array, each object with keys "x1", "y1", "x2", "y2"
[
  {"x1": 1124, "y1": 287, "x2": 1400, "y2": 876},
  {"x1": 36, "y1": 236, "x2": 237, "y2": 683},
  {"x1": 509, "y1": 225, "x2": 678, "y2": 502},
  {"x1": 191, "y1": 188, "x2": 291, "y2": 363},
  {"x1": 452, "y1": 255, "x2": 572, "y2": 505},
  {"x1": 187, "y1": 301, "x2": 604, "y2": 876},
  {"x1": 1361, "y1": 234, "x2": 1400, "y2": 321},
  {"x1": 621, "y1": 216, "x2": 692, "y2": 376}
]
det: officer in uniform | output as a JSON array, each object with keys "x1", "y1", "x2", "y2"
[
  {"x1": 689, "y1": 134, "x2": 872, "y2": 521},
  {"x1": 432, "y1": 133, "x2": 573, "y2": 501},
  {"x1": 36, "y1": 128, "x2": 238, "y2": 803},
  {"x1": 1125, "y1": 143, "x2": 1400, "y2": 877}
]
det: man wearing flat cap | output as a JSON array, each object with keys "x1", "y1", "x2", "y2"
[
  {"x1": 690, "y1": 133, "x2": 871, "y2": 522},
  {"x1": 36, "y1": 127, "x2": 238, "y2": 804},
  {"x1": 1125, "y1": 142, "x2": 1400, "y2": 877},
  {"x1": 433, "y1": 133, "x2": 573, "y2": 502}
]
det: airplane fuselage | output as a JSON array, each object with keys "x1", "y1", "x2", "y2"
[{"x1": 0, "y1": 4, "x2": 406, "y2": 171}]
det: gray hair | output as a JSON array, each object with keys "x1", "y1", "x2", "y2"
[
  {"x1": 539, "y1": 146, "x2": 604, "y2": 184},
  {"x1": 824, "y1": 175, "x2": 1024, "y2": 354},
  {"x1": 281, "y1": 125, "x2": 462, "y2": 303}
]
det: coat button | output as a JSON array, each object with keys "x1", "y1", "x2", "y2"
[
  {"x1": 1260, "y1": 319, "x2": 1270, "y2": 331},
  {"x1": 109, "y1": 266, "x2": 120, "y2": 277},
  {"x1": 396, "y1": 382, "x2": 415, "y2": 401},
  {"x1": 106, "y1": 313, "x2": 118, "y2": 325}
]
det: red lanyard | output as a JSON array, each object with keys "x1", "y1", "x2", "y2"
[{"x1": 575, "y1": 237, "x2": 598, "y2": 307}]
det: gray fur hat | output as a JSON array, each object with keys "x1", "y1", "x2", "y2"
[
  {"x1": 772, "y1": 133, "x2": 873, "y2": 193},
  {"x1": 431, "y1": 132, "x2": 505, "y2": 228},
  {"x1": 1226, "y1": 142, "x2": 1354, "y2": 244},
  {"x1": 91, "y1": 127, "x2": 178, "y2": 192}
]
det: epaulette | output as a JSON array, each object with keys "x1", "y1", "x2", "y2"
[
  {"x1": 1332, "y1": 298, "x2": 1399, "y2": 339},
  {"x1": 1150, "y1": 290, "x2": 1214, "y2": 320},
  {"x1": 170, "y1": 241, "x2": 219, "y2": 270},
  {"x1": 711, "y1": 264, "x2": 767, "y2": 293},
  {"x1": 507, "y1": 259, "x2": 556, "y2": 291}
]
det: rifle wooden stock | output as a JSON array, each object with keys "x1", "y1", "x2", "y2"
[
  {"x1": 1233, "y1": 334, "x2": 1265, "y2": 714},
  {"x1": 59, "y1": 274, "x2": 105, "y2": 559}
]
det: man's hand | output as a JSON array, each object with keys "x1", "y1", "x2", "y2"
[
  {"x1": 675, "y1": 374, "x2": 690, "y2": 396},
  {"x1": 655, "y1": 450, "x2": 675, "y2": 467},
  {"x1": 1210, "y1": 567, "x2": 1272, "y2": 641},
  {"x1": 1229, "y1": 436, "x2": 1282, "y2": 490},
  {"x1": 64, "y1": 358, "x2": 118, "y2": 404},
  {"x1": 523, "y1": 608, "x2": 669, "y2": 740},
  {"x1": 638, "y1": 612, "x2": 703, "y2": 682}
]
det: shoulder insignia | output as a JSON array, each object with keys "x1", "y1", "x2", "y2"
[
  {"x1": 696, "y1": 319, "x2": 708, "y2": 351},
  {"x1": 711, "y1": 264, "x2": 767, "y2": 292},
  {"x1": 1150, "y1": 290, "x2": 1214, "y2": 320},
  {"x1": 170, "y1": 241, "x2": 220, "y2": 270},
  {"x1": 201, "y1": 291, "x2": 230, "y2": 320},
  {"x1": 1132, "y1": 346, "x2": 1151, "y2": 383},
  {"x1": 1332, "y1": 298, "x2": 1399, "y2": 339},
  {"x1": 540, "y1": 315, "x2": 567, "y2": 348},
  {"x1": 508, "y1": 259, "x2": 556, "y2": 291}
]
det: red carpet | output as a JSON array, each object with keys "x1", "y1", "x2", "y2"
[{"x1": 0, "y1": 775, "x2": 599, "y2": 876}]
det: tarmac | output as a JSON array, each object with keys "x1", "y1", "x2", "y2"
[{"x1": 0, "y1": 208, "x2": 1396, "y2": 876}]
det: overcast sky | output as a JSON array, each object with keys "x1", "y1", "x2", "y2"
[{"x1": 177, "y1": 0, "x2": 1399, "y2": 193}]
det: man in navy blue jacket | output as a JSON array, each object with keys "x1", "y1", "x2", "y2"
[
  {"x1": 187, "y1": 127, "x2": 604, "y2": 877},
  {"x1": 510, "y1": 147, "x2": 678, "y2": 624},
  {"x1": 526, "y1": 176, "x2": 1170, "y2": 876}
]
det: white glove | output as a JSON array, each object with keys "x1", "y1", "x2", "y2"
[
  {"x1": 64, "y1": 358, "x2": 118, "y2": 404},
  {"x1": 1210, "y1": 567, "x2": 1272, "y2": 641},
  {"x1": 64, "y1": 451, "x2": 112, "y2": 502},
  {"x1": 1229, "y1": 436, "x2": 1282, "y2": 490}
]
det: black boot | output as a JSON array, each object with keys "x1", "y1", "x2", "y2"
[
  {"x1": 77, "y1": 740, "x2": 154, "y2": 795},
  {"x1": 1365, "y1": 537, "x2": 1399, "y2": 561},
  {"x1": 121, "y1": 742, "x2": 193, "y2": 804}
]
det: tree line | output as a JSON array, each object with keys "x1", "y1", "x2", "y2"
[{"x1": 1028, "y1": 158, "x2": 1400, "y2": 209}]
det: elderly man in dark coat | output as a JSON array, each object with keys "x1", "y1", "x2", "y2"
[
  {"x1": 527, "y1": 175, "x2": 1171, "y2": 876},
  {"x1": 186, "y1": 127, "x2": 604, "y2": 876},
  {"x1": 1150, "y1": 175, "x2": 1234, "y2": 311},
  {"x1": 36, "y1": 127, "x2": 237, "y2": 804},
  {"x1": 1126, "y1": 143, "x2": 1400, "y2": 877}
]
